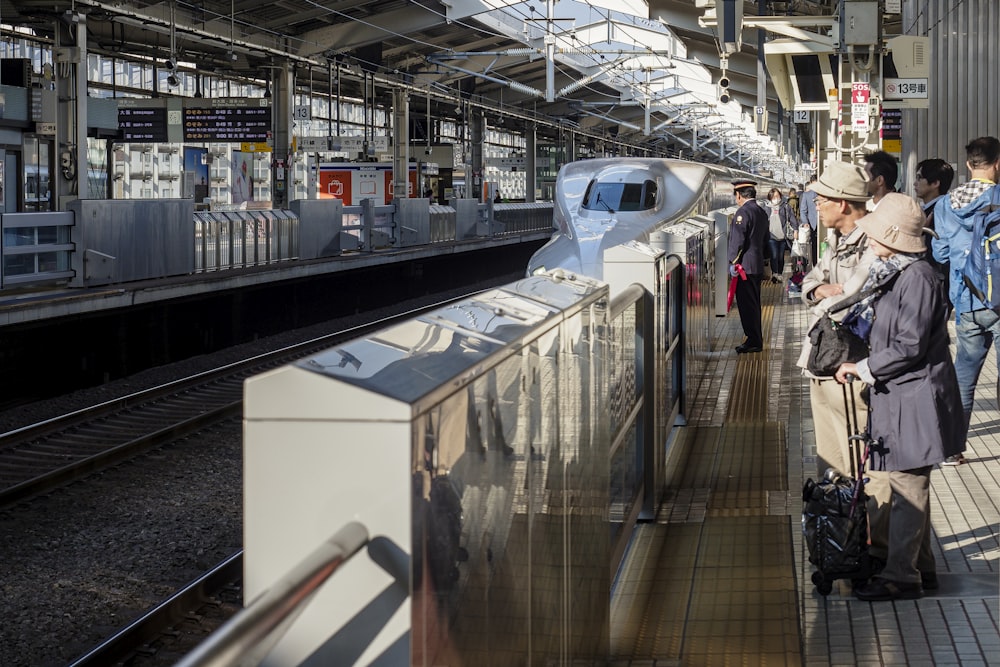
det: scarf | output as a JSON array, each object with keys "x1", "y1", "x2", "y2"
[{"x1": 842, "y1": 253, "x2": 921, "y2": 340}]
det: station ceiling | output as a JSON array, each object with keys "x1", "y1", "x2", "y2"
[{"x1": 7, "y1": 0, "x2": 836, "y2": 173}]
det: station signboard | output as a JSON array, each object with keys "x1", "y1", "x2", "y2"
[
  {"x1": 118, "y1": 99, "x2": 169, "y2": 142},
  {"x1": 487, "y1": 156, "x2": 526, "y2": 171},
  {"x1": 183, "y1": 98, "x2": 271, "y2": 142}
]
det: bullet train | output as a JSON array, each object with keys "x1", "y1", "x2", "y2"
[{"x1": 527, "y1": 157, "x2": 787, "y2": 279}]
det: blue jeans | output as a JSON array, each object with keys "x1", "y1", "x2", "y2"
[
  {"x1": 767, "y1": 239, "x2": 787, "y2": 275},
  {"x1": 954, "y1": 308, "x2": 1000, "y2": 438}
]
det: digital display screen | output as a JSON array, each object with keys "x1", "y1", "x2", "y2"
[
  {"x1": 183, "y1": 105, "x2": 271, "y2": 142},
  {"x1": 118, "y1": 106, "x2": 169, "y2": 142}
]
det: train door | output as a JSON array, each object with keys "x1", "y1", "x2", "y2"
[{"x1": 23, "y1": 136, "x2": 52, "y2": 212}]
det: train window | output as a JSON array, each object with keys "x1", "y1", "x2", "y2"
[{"x1": 582, "y1": 179, "x2": 657, "y2": 212}]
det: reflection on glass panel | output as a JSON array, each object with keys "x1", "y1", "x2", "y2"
[
  {"x1": 37, "y1": 226, "x2": 60, "y2": 244},
  {"x1": 610, "y1": 422, "x2": 638, "y2": 543},
  {"x1": 3, "y1": 255, "x2": 34, "y2": 276},
  {"x1": 4, "y1": 227, "x2": 36, "y2": 246},
  {"x1": 23, "y1": 136, "x2": 51, "y2": 212},
  {"x1": 608, "y1": 303, "x2": 638, "y2": 436},
  {"x1": 410, "y1": 295, "x2": 610, "y2": 665},
  {"x1": 36, "y1": 251, "x2": 67, "y2": 273}
]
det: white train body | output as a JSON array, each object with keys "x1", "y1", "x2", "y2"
[{"x1": 527, "y1": 158, "x2": 783, "y2": 279}]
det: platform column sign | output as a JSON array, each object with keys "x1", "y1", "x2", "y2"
[{"x1": 851, "y1": 83, "x2": 870, "y2": 134}]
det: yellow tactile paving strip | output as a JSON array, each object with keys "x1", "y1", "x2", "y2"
[
  {"x1": 611, "y1": 281, "x2": 801, "y2": 666},
  {"x1": 613, "y1": 273, "x2": 999, "y2": 666}
]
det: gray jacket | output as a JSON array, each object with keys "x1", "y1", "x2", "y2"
[
  {"x1": 865, "y1": 260, "x2": 964, "y2": 470},
  {"x1": 796, "y1": 225, "x2": 875, "y2": 374}
]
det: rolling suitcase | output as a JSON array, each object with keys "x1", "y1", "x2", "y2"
[{"x1": 802, "y1": 383, "x2": 879, "y2": 595}]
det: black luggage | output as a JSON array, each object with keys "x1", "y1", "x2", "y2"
[{"x1": 802, "y1": 383, "x2": 878, "y2": 595}]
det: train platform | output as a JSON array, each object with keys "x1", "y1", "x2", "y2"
[
  {"x1": 0, "y1": 231, "x2": 550, "y2": 328},
  {"x1": 609, "y1": 278, "x2": 1000, "y2": 666}
]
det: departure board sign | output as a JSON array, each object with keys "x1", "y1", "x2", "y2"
[
  {"x1": 118, "y1": 100, "x2": 169, "y2": 142},
  {"x1": 183, "y1": 98, "x2": 271, "y2": 142}
]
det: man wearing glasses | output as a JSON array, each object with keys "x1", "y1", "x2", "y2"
[{"x1": 796, "y1": 161, "x2": 890, "y2": 570}]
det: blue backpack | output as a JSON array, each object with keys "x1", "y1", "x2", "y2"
[{"x1": 962, "y1": 186, "x2": 1000, "y2": 308}]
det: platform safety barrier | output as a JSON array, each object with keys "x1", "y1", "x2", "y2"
[
  {"x1": 0, "y1": 211, "x2": 75, "y2": 289},
  {"x1": 0, "y1": 200, "x2": 554, "y2": 291},
  {"x1": 232, "y1": 253, "x2": 688, "y2": 666}
]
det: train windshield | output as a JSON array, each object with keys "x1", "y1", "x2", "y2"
[{"x1": 581, "y1": 179, "x2": 657, "y2": 213}]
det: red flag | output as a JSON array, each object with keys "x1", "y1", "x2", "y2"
[{"x1": 727, "y1": 264, "x2": 747, "y2": 312}]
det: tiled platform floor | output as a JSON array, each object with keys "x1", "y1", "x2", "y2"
[{"x1": 610, "y1": 277, "x2": 1000, "y2": 666}]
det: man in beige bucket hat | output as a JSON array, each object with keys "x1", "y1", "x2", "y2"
[{"x1": 797, "y1": 161, "x2": 892, "y2": 572}]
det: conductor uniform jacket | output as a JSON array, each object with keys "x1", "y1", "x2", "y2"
[
  {"x1": 865, "y1": 260, "x2": 964, "y2": 470},
  {"x1": 728, "y1": 199, "x2": 768, "y2": 274}
]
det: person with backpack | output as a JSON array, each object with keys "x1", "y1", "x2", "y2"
[
  {"x1": 915, "y1": 158, "x2": 956, "y2": 299},
  {"x1": 930, "y1": 136, "x2": 1000, "y2": 466}
]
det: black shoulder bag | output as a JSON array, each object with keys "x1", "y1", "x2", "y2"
[{"x1": 806, "y1": 273, "x2": 900, "y2": 377}]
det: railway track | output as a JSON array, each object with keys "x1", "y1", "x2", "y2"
[
  {"x1": 0, "y1": 303, "x2": 442, "y2": 509},
  {"x1": 68, "y1": 553, "x2": 245, "y2": 667},
  {"x1": 5, "y1": 300, "x2": 464, "y2": 666}
]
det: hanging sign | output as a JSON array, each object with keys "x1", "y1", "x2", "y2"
[{"x1": 851, "y1": 82, "x2": 871, "y2": 133}]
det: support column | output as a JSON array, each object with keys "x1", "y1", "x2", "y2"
[
  {"x1": 271, "y1": 62, "x2": 293, "y2": 208},
  {"x1": 55, "y1": 12, "x2": 88, "y2": 210},
  {"x1": 392, "y1": 89, "x2": 409, "y2": 200},
  {"x1": 470, "y1": 108, "x2": 484, "y2": 201},
  {"x1": 525, "y1": 127, "x2": 537, "y2": 203}
]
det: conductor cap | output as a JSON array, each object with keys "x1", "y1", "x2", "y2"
[{"x1": 731, "y1": 178, "x2": 757, "y2": 189}]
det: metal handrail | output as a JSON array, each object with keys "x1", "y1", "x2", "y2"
[{"x1": 175, "y1": 521, "x2": 369, "y2": 667}]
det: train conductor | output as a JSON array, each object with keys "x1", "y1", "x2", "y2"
[{"x1": 728, "y1": 178, "x2": 769, "y2": 353}]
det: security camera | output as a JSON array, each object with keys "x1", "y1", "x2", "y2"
[
  {"x1": 166, "y1": 73, "x2": 180, "y2": 87},
  {"x1": 164, "y1": 59, "x2": 175, "y2": 71},
  {"x1": 424, "y1": 148, "x2": 432, "y2": 156}
]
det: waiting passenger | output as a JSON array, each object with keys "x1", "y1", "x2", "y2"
[
  {"x1": 787, "y1": 187, "x2": 800, "y2": 218},
  {"x1": 834, "y1": 193, "x2": 963, "y2": 600},
  {"x1": 914, "y1": 157, "x2": 955, "y2": 295},
  {"x1": 764, "y1": 187, "x2": 796, "y2": 282},
  {"x1": 930, "y1": 136, "x2": 1000, "y2": 466},
  {"x1": 796, "y1": 161, "x2": 890, "y2": 566},
  {"x1": 864, "y1": 150, "x2": 899, "y2": 209},
  {"x1": 913, "y1": 158, "x2": 954, "y2": 230},
  {"x1": 799, "y1": 174, "x2": 819, "y2": 264}
]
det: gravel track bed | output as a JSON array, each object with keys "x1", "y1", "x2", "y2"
[{"x1": 0, "y1": 275, "x2": 520, "y2": 666}]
